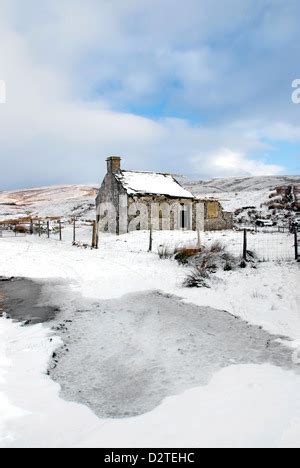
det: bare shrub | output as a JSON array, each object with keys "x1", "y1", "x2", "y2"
[
  {"x1": 208, "y1": 241, "x2": 225, "y2": 253},
  {"x1": 184, "y1": 266, "x2": 211, "y2": 288},
  {"x1": 174, "y1": 247, "x2": 202, "y2": 264},
  {"x1": 181, "y1": 243, "x2": 241, "y2": 288}
]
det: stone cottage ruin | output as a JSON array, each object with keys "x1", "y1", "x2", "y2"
[{"x1": 96, "y1": 157, "x2": 233, "y2": 234}]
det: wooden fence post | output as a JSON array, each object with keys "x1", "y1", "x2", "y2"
[
  {"x1": 295, "y1": 227, "x2": 299, "y2": 261},
  {"x1": 243, "y1": 229, "x2": 247, "y2": 261},
  {"x1": 73, "y1": 218, "x2": 76, "y2": 244},
  {"x1": 38, "y1": 220, "x2": 41, "y2": 237},
  {"x1": 95, "y1": 216, "x2": 100, "y2": 250},
  {"x1": 92, "y1": 221, "x2": 97, "y2": 249},
  {"x1": 96, "y1": 232, "x2": 99, "y2": 249},
  {"x1": 47, "y1": 221, "x2": 50, "y2": 238},
  {"x1": 30, "y1": 219, "x2": 33, "y2": 235},
  {"x1": 148, "y1": 224, "x2": 153, "y2": 252},
  {"x1": 59, "y1": 220, "x2": 62, "y2": 241}
]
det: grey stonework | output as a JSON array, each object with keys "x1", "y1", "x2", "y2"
[
  {"x1": 96, "y1": 157, "x2": 233, "y2": 234},
  {"x1": 95, "y1": 157, "x2": 127, "y2": 235},
  {"x1": 202, "y1": 200, "x2": 233, "y2": 231},
  {"x1": 127, "y1": 195, "x2": 195, "y2": 232}
]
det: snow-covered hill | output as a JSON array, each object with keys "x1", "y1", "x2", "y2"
[
  {"x1": 0, "y1": 176, "x2": 299, "y2": 222},
  {"x1": 183, "y1": 175, "x2": 300, "y2": 194},
  {"x1": 0, "y1": 185, "x2": 98, "y2": 221},
  {"x1": 182, "y1": 175, "x2": 300, "y2": 213}
]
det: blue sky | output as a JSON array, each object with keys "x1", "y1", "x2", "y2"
[{"x1": 0, "y1": 0, "x2": 299, "y2": 189}]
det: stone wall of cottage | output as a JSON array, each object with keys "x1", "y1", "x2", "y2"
[
  {"x1": 200, "y1": 200, "x2": 233, "y2": 231},
  {"x1": 127, "y1": 195, "x2": 196, "y2": 231},
  {"x1": 96, "y1": 173, "x2": 127, "y2": 234}
]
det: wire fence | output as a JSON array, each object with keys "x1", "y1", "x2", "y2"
[
  {"x1": 0, "y1": 218, "x2": 298, "y2": 262},
  {"x1": 245, "y1": 231, "x2": 295, "y2": 261},
  {"x1": 0, "y1": 218, "x2": 97, "y2": 248},
  {"x1": 145, "y1": 228, "x2": 297, "y2": 263},
  {"x1": 0, "y1": 229, "x2": 26, "y2": 238},
  {"x1": 237, "y1": 224, "x2": 292, "y2": 234},
  {"x1": 223, "y1": 229, "x2": 296, "y2": 262}
]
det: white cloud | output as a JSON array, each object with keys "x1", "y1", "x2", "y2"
[
  {"x1": 261, "y1": 122, "x2": 300, "y2": 143},
  {"x1": 0, "y1": 0, "x2": 298, "y2": 188},
  {"x1": 202, "y1": 148, "x2": 283, "y2": 177}
]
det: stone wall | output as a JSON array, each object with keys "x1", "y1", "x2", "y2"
[
  {"x1": 127, "y1": 195, "x2": 197, "y2": 231},
  {"x1": 202, "y1": 200, "x2": 233, "y2": 231},
  {"x1": 96, "y1": 173, "x2": 127, "y2": 234}
]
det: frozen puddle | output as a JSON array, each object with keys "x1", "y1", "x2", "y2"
[
  {"x1": 51, "y1": 290, "x2": 299, "y2": 419},
  {"x1": 0, "y1": 277, "x2": 61, "y2": 324}
]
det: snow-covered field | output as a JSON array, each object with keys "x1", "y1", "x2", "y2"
[{"x1": 0, "y1": 228, "x2": 299, "y2": 448}]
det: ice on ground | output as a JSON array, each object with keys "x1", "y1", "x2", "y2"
[
  {"x1": 51, "y1": 290, "x2": 298, "y2": 419},
  {"x1": 0, "y1": 278, "x2": 61, "y2": 324}
]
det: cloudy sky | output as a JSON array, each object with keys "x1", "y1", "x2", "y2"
[{"x1": 0, "y1": 0, "x2": 299, "y2": 189}]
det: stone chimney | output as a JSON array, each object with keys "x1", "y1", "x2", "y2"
[{"x1": 106, "y1": 156, "x2": 122, "y2": 174}]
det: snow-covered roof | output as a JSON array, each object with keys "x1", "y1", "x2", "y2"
[{"x1": 116, "y1": 171, "x2": 195, "y2": 199}]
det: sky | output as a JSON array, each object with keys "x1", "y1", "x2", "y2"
[{"x1": 0, "y1": 0, "x2": 300, "y2": 190}]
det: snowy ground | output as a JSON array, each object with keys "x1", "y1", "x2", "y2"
[{"x1": 0, "y1": 228, "x2": 299, "y2": 447}]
